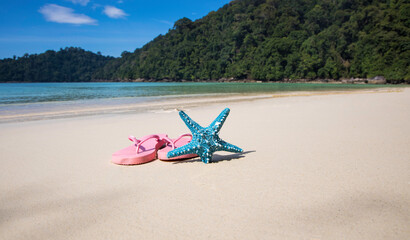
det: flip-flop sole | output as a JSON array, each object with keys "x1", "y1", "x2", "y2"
[{"x1": 112, "y1": 137, "x2": 164, "y2": 165}]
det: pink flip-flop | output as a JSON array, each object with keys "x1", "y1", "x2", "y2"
[
  {"x1": 112, "y1": 134, "x2": 166, "y2": 165},
  {"x1": 157, "y1": 134, "x2": 198, "y2": 160}
]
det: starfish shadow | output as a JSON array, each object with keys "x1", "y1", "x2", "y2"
[{"x1": 171, "y1": 150, "x2": 256, "y2": 164}]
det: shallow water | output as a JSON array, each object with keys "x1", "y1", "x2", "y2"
[{"x1": 0, "y1": 82, "x2": 403, "y2": 122}]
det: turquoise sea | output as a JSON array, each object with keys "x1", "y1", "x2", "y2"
[{"x1": 0, "y1": 82, "x2": 401, "y2": 122}]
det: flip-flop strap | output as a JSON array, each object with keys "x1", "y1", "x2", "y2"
[
  {"x1": 129, "y1": 134, "x2": 160, "y2": 153},
  {"x1": 171, "y1": 133, "x2": 193, "y2": 149},
  {"x1": 160, "y1": 136, "x2": 175, "y2": 149}
]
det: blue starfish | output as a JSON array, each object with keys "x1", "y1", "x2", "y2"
[{"x1": 167, "y1": 108, "x2": 243, "y2": 163}]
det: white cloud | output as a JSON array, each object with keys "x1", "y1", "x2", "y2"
[
  {"x1": 67, "y1": 0, "x2": 90, "y2": 6},
  {"x1": 103, "y1": 6, "x2": 128, "y2": 19},
  {"x1": 39, "y1": 4, "x2": 97, "y2": 25},
  {"x1": 153, "y1": 19, "x2": 173, "y2": 26},
  {"x1": 91, "y1": 3, "x2": 102, "y2": 10}
]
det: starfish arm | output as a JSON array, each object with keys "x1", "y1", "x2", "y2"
[
  {"x1": 179, "y1": 110, "x2": 203, "y2": 133},
  {"x1": 198, "y1": 148, "x2": 213, "y2": 164},
  {"x1": 209, "y1": 108, "x2": 230, "y2": 133},
  {"x1": 167, "y1": 142, "x2": 198, "y2": 158},
  {"x1": 219, "y1": 140, "x2": 243, "y2": 153}
]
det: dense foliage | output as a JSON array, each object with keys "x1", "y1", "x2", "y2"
[
  {"x1": 0, "y1": 47, "x2": 113, "y2": 82},
  {"x1": 94, "y1": 0, "x2": 409, "y2": 82}
]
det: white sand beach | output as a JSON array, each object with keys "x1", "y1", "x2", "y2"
[{"x1": 0, "y1": 88, "x2": 409, "y2": 240}]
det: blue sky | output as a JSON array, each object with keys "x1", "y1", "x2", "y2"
[{"x1": 0, "y1": 0, "x2": 231, "y2": 59}]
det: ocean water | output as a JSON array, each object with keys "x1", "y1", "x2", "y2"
[
  {"x1": 0, "y1": 82, "x2": 399, "y2": 122},
  {"x1": 0, "y1": 82, "x2": 395, "y2": 104}
]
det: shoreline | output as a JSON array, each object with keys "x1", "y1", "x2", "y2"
[
  {"x1": 1, "y1": 77, "x2": 409, "y2": 84},
  {"x1": 94, "y1": 76, "x2": 405, "y2": 84},
  {"x1": 0, "y1": 87, "x2": 404, "y2": 124}
]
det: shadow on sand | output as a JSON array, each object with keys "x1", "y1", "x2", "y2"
[{"x1": 171, "y1": 150, "x2": 256, "y2": 164}]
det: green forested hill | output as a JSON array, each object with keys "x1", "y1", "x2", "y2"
[
  {"x1": 94, "y1": 0, "x2": 409, "y2": 82},
  {"x1": 0, "y1": 47, "x2": 113, "y2": 82}
]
